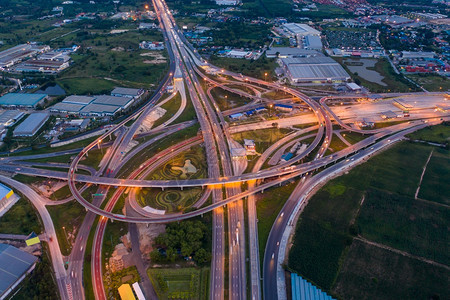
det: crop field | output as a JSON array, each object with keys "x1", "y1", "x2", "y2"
[
  {"x1": 148, "y1": 267, "x2": 209, "y2": 300},
  {"x1": 288, "y1": 125, "x2": 449, "y2": 299}
]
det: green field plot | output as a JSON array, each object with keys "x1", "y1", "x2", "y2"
[
  {"x1": 152, "y1": 93, "x2": 182, "y2": 128},
  {"x1": 406, "y1": 123, "x2": 450, "y2": 145},
  {"x1": 288, "y1": 126, "x2": 449, "y2": 298},
  {"x1": 56, "y1": 77, "x2": 116, "y2": 95},
  {"x1": 407, "y1": 74, "x2": 450, "y2": 92},
  {"x1": 326, "y1": 134, "x2": 349, "y2": 154},
  {"x1": 148, "y1": 268, "x2": 209, "y2": 300},
  {"x1": 47, "y1": 200, "x2": 86, "y2": 256},
  {"x1": 0, "y1": 197, "x2": 41, "y2": 235},
  {"x1": 333, "y1": 239, "x2": 450, "y2": 300},
  {"x1": 256, "y1": 179, "x2": 298, "y2": 268},
  {"x1": 340, "y1": 131, "x2": 368, "y2": 144},
  {"x1": 209, "y1": 56, "x2": 277, "y2": 81},
  {"x1": 418, "y1": 149, "x2": 450, "y2": 205},
  {"x1": 232, "y1": 128, "x2": 293, "y2": 153},
  {"x1": 210, "y1": 87, "x2": 251, "y2": 111},
  {"x1": 358, "y1": 188, "x2": 449, "y2": 266}
]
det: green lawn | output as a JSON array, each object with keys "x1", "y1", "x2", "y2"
[
  {"x1": 56, "y1": 77, "x2": 116, "y2": 95},
  {"x1": 407, "y1": 74, "x2": 450, "y2": 92},
  {"x1": 232, "y1": 128, "x2": 293, "y2": 154},
  {"x1": 209, "y1": 56, "x2": 277, "y2": 81},
  {"x1": 406, "y1": 123, "x2": 449, "y2": 145},
  {"x1": 47, "y1": 200, "x2": 86, "y2": 256},
  {"x1": 210, "y1": 87, "x2": 251, "y2": 111},
  {"x1": 333, "y1": 239, "x2": 450, "y2": 300},
  {"x1": 341, "y1": 131, "x2": 368, "y2": 144},
  {"x1": 152, "y1": 93, "x2": 181, "y2": 128},
  {"x1": 256, "y1": 180, "x2": 299, "y2": 269},
  {"x1": 288, "y1": 131, "x2": 449, "y2": 298},
  {"x1": 0, "y1": 197, "x2": 42, "y2": 235},
  {"x1": 418, "y1": 149, "x2": 450, "y2": 205},
  {"x1": 148, "y1": 267, "x2": 209, "y2": 300}
]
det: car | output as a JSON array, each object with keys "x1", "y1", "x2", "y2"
[{"x1": 272, "y1": 253, "x2": 275, "y2": 259}]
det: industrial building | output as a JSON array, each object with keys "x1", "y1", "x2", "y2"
[
  {"x1": 0, "y1": 110, "x2": 25, "y2": 127},
  {"x1": 14, "y1": 59, "x2": 70, "y2": 73},
  {"x1": 111, "y1": 87, "x2": 144, "y2": 98},
  {"x1": 60, "y1": 95, "x2": 95, "y2": 105},
  {"x1": 49, "y1": 92, "x2": 135, "y2": 116},
  {"x1": 266, "y1": 48, "x2": 322, "y2": 58},
  {"x1": 79, "y1": 103, "x2": 121, "y2": 116},
  {"x1": 0, "y1": 183, "x2": 14, "y2": 210},
  {"x1": 303, "y1": 35, "x2": 323, "y2": 50},
  {"x1": 291, "y1": 273, "x2": 333, "y2": 300},
  {"x1": 118, "y1": 284, "x2": 136, "y2": 300},
  {"x1": 0, "y1": 93, "x2": 48, "y2": 108},
  {"x1": 13, "y1": 112, "x2": 50, "y2": 137},
  {"x1": 281, "y1": 57, "x2": 350, "y2": 83},
  {"x1": 0, "y1": 244, "x2": 38, "y2": 300},
  {"x1": 281, "y1": 23, "x2": 320, "y2": 38},
  {"x1": 0, "y1": 44, "x2": 49, "y2": 69}
]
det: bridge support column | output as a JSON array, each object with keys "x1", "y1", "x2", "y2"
[
  {"x1": 162, "y1": 187, "x2": 165, "y2": 191},
  {"x1": 181, "y1": 186, "x2": 183, "y2": 191}
]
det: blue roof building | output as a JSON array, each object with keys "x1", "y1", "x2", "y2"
[
  {"x1": 0, "y1": 244, "x2": 38, "y2": 299},
  {"x1": 291, "y1": 273, "x2": 334, "y2": 300},
  {"x1": 0, "y1": 93, "x2": 47, "y2": 108}
]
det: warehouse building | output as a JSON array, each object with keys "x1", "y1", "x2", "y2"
[
  {"x1": 281, "y1": 57, "x2": 350, "y2": 83},
  {"x1": 304, "y1": 35, "x2": 323, "y2": 50},
  {"x1": 49, "y1": 94, "x2": 134, "y2": 116},
  {"x1": 0, "y1": 110, "x2": 25, "y2": 127},
  {"x1": 49, "y1": 102, "x2": 85, "y2": 114},
  {"x1": 13, "y1": 112, "x2": 50, "y2": 137},
  {"x1": 266, "y1": 48, "x2": 322, "y2": 58},
  {"x1": 0, "y1": 44, "x2": 49, "y2": 69},
  {"x1": 281, "y1": 23, "x2": 320, "y2": 38},
  {"x1": 91, "y1": 95, "x2": 134, "y2": 110},
  {"x1": 0, "y1": 244, "x2": 38, "y2": 300},
  {"x1": 0, "y1": 93, "x2": 47, "y2": 109},
  {"x1": 111, "y1": 87, "x2": 144, "y2": 99},
  {"x1": 0, "y1": 183, "x2": 14, "y2": 211},
  {"x1": 60, "y1": 95, "x2": 95, "y2": 105},
  {"x1": 14, "y1": 59, "x2": 70, "y2": 74},
  {"x1": 80, "y1": 103, "x2": 121, "y2": 117}
]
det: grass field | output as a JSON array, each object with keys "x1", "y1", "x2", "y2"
[
  {"x1": 288, "y1": 127, "x2": 449, "y2": 299},
  {"x1": 326, "y1": 134, "x2": 349, "y2": 154},
  {"x1": 210, "y1": 87, "x2": 251, "y2": 111},
  {"x1": 0, "y1": 197, "x2": 41, "y2": 235},
  {"x1": 232, "y1": 128, "x2": 293, "y2": 154},
  {"x1": 333, "y1": 239, "x2": 450, "y2": 300},
  {"x1": 152, "y1": 93, "x2": 181, "y2": 128},
  {"x1": 256, "y1": 179, "x2": 299, "y2": 268},
  {"x1": 56, "y1": 77, "x2": 116, "y2": 95},
  {"x1": 407, "y1": 74, "x2": 450, "y2": 92},
  {"x1": 47, "y1": 200, "x2": 86, "y2": 256},
  {"x1": 418, "y1": 148, "x2": 450, "y2": 205},
  {"x1": 209, "y1": 56, "x2": 277, "y2": 81},
  {"x1": 341, "y1": 131, "x2": 368, "y2": 144},
  {"x1": 406, "y1": 123, "x2": 449, "y2": 145},
  {"x1": 148, "y1": 267, "x2": 209, "y2": 300}
]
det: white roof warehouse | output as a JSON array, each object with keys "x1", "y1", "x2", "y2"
[
  {"x1": 281, "y1": 57, "x2": 350, "y2": 83},
  {"x1": 13, "y1": 112, "x2": 50, "y2": 137}
]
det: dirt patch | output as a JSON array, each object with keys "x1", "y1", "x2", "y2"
[
  {"x1": 141, "y1": 51, "x2": 167, "y2": 64},
  {"x1": 112, "y1": 47, "x2": 124, "y2": 52}
]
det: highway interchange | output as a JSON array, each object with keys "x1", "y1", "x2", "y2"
[{"x1": 0, "y1": 0, "x2": 448, "y2": 299}]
